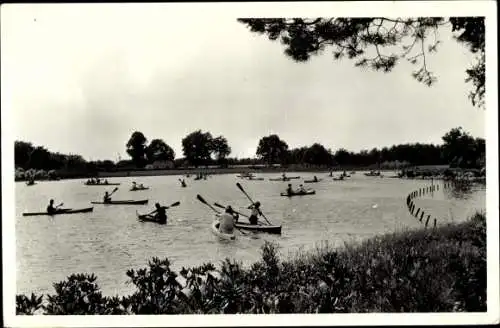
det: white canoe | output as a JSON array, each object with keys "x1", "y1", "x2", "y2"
[{"x1": 211, "y1": 218, "x2": 236, "y2": 241}]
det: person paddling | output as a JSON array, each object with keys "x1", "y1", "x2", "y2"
[
  {"x1": 47, "y1": 199, "x2": 62, "y2": 215},
  {"x1": 181, "y1": 179, "x2": 187, "y2": 187},
  {"x1": 313, "y1": 175, "x2": 318, "y2": 182},
  {"x1": 227, "y1": 205, "x2": 239, "y2": 223},
  {"x1": 298, "y1": 184, "x2": 306, "y2": 193},
  {"x1": 286, "y1": 183, "x2": 293, "y2": 196},
  {"x1": 146, "y1": 202, "x2": 168, "y2": 224},
  {"x1": 103, "y1": 187, "x2": 119, "y2": 204},
  {"x1": 218, "y1": 206, "x2": 236, "y2": 233},
  {"x1": 282, "y1": 172, "x2": 288, "y2": 181},
  {"x1": 247, "y1": 201, "x2": 263, "y2": 225}
]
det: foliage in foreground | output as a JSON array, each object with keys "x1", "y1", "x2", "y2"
[{"x1": 17, "y1": 212, "x2": 486, "y2": 314}]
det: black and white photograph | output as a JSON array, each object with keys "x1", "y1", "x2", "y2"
[{"x1": 2, "y1": 1, "x2": 498, "y2": 326}]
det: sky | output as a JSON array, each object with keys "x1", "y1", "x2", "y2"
[{"x1": 2, "y1": 4, "x2": 486, "y2": 162}]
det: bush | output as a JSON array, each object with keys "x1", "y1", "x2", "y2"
[{"x1": 16, "y1": 213, "x2": 486, "y2": 314}]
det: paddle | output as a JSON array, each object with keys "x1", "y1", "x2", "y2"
[
  {"x1": 54, "y1": 202, "x2": 69, "y2": 213},
  {"x1": 197, "y1": 195, "x2": 248, "y2": 235},
  {"x1": 166, "y1": 201, "x2": 181, "y2": 208},
  {"x1": 235, "y1": 182, "x2": 272, "y2": 225},
  {"x1": 196, "y1": 194, "x2": 220, "y2": 214},
  {"x1": 137, "y1": 201, "x2": 180, "y2": 222},
  {"x1": 213, "y1": 202, "x2": 250, "y2": 219}
]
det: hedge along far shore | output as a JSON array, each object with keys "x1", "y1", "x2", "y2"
[{"x1": 16, "y1": 211, "x2": 486, "y2": 315}]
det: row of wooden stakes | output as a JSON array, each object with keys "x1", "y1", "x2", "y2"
[{"x1": 406, "y1": 183, "x2": 440, "y2": 228}]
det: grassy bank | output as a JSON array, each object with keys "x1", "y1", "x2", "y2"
[{"x1": 16, "y1": 212, "x2": 486, "y2": 314}]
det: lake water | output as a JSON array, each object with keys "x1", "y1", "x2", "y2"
[{"x1": 15, "y1": 172, "x2": 486, "y2": 297}]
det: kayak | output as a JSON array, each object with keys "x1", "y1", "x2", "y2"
[
  {"x1": 333, "y1": 177, "x2": 345, "y2": 181},
  {"x1": 235, "y1": 222, "x2": 282, "y2": 234},
  {"x1": 280, "y1": 190, "x2": 316, "y2": 197},
  {"x1": 91, "y1": 200, "x2": 148, "y2": 205},
  {"x1": 237, "y1": 174, "x2": 255, "y2": 178},
  {"x1": 130, "y1": 187, "x2": 149, "y2": 191},
  {"x1": 137, "y1": 212, "x2": 166, "y2": 224},
  {"x1": 211, "y1": 220, "x2": 236, "y2": 240},
  {"x1": 23, "y1": 207, "x2": 94, "y2": 216},
  {"x1": 304, "y1": 179, "x2": 322, "y2": 183},
  {"x1": 84, "y1": 183, "x2": 121, "y2": 186},
  {"x1": 269, "y1": 176, "x2": 301, "y2": 181}
]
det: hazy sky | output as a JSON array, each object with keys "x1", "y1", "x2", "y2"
[{"x1": 2, "y1": 4, "x2": 486, "y2": 161}]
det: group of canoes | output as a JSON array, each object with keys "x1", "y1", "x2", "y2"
[
  {"x1": 85, "y1": 178, "x2": 118, "y2": 186},
  {"x1": 198, "y1": 183, "x2": 283, "y2": 240}
]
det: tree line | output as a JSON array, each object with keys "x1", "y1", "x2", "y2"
[{"x1": 15, "y1": 127, "x2": 485, "y2": 179}]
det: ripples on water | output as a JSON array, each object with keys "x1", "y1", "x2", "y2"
[{"x1": 15, "y1": 172, "x2": 486, "y2": 296}]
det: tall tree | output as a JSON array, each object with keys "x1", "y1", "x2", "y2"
[
  {"x1": 211, "y1": 136, "x2": 231, "y2": 166},
  {"x1": 256, "y1": 134, "x2": 289, "y2": 165},
  {"x1": 333, "y1": 148, "x2": 351, "y2": 166},
  {"x1": 182, "y1": 130, "x2": 214, "y2": 167},
  {"x1": 442, "y1": 127, "x2": 478, "y2": 168},
  {"x1": 146, "y1": 139, "x2": 175, "y2": 163},
  {"x1": 302, "y1": 143, "x2": 332, "y2": 166},
  {"x1": 126, "y1": 131, "x2": 148, "y2": 168},
  {"x1": 238, "y1": 17, "x2": 485, "y2": 108},
  {"x1": 15, "y1": 141, "x2": 34, "y2": 169}
]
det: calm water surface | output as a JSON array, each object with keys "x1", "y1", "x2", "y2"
[{"x1": 16, "y1": 172, "x2": 485, "y2": 296}]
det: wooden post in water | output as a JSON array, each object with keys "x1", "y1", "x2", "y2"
[
  {"x1": 420, "y1": 211, "x2": 425, "y2": 221},
  {"x1": 415, "y1": 208, "x2": 420, "y2": 217},
  {"x1": 425, "y1": 215, "x2": 430, "y2": 228},
  {"x1": 433, "y1": 218, "x2": 437, "y2": 228}
]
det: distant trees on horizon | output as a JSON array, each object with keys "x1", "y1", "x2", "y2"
[{"x1": 14, "y1": 127, "x2": 485, "y2": 177}]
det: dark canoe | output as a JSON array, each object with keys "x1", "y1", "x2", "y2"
[
  {"x1": 91, "y1": 200, "x2": 148, "y2": 205},
  {"x1": 137, "y1": 212, "x2": 166, "y2": 224},
  {"x1": 130, "y1": 187, "x2": 150, "y2": 191},
  {"x1": 235, "y1": 222, "x2": 282, "y2": 234},
  {"x1": 269, "y1": 176, "x2": 301, "y2": 181},
  {"x1": 304, "y1": 179, "x2": 322, "y2": 183},
  {"x1": 84, "y1": 183, "x2": 121, "y2": 186},
  {"x1": 23, "y1": 207, "x2": 94, "y2": 216},
  {"x1": 280, "y1": 190, "x2": 316, "y2": 197}
]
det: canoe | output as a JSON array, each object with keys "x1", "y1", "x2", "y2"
[
  {"x1": 280, "y1": 190, "x2": 316, "y2": 197},
  {"x1": 84, "y1": 183, "x2": 121, "y2": 186},
  {"x1": 23, "y1": 207, "x2": 94, "y2": 216},
  {"x1": 333, "y1": 177, "x2": 345, "y2": 181},
  {"x1": 269, "y1": 176, "x2": 301, "y2": 181},
  {"x1": 130, "y1": 187, "x2": 149, "y2": 191},
  {"x1": 235, "y1": 222, "x2": 282, "y2": 234},
  {"x1": 91, "y1": 200, "x2": 148, "y2": 205},
  {"x1": 211, "y1": 220, "x2": 236, "y2": 240},
  {"x1": 26, "y1": 182, "x2": 36, "y2": 186},
  {"x1": 304, "y1": 179, "x2": 322, "y2": 183},
  {"x1": 137, "y1": 212, "x2": 165, "y2": 224}
]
